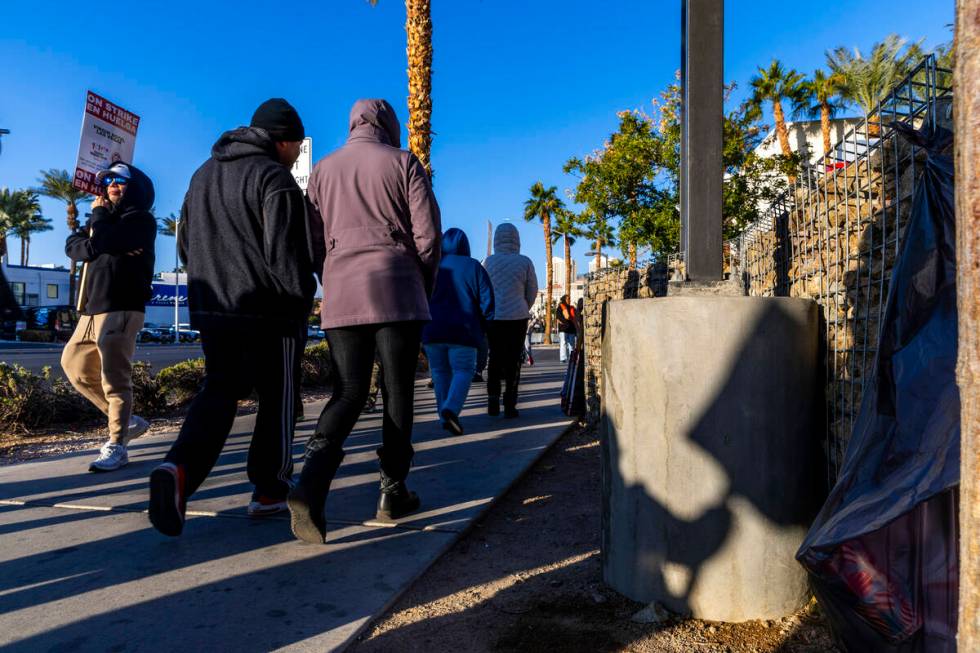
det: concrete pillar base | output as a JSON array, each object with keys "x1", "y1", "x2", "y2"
[{"x1": 601, "y1": 296, "x2": 821, "y2": 622}]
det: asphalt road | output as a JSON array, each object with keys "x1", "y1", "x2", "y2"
[{"x1": 0, "y1": 342, "x2": 203, "y2": 377}]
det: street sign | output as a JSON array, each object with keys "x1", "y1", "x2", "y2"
[
  {"x1": 291, "y1": 137, "x2": 313, "y2": 191},
  {"x1": 148, "y1": 282, "x2": 188, "y2": 307},
  {"x1": 72, "y1": 91, "x2": 140, "y2": 195}
]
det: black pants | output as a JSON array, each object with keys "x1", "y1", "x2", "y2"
[
  {"x1": 475, "y1": 332, "x2": 489, "y2": 375},
  {"x1": 165, "y1": 327, "x2": 299, "y2": 500},
  {"x1": 306, "y1": 321, "x2": 422, "y2": 483},
  {"x1": 487, "y1": 319, "x2": 528, "y2": 408}
]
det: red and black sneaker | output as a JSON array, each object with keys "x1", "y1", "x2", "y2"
[{"x1": 149, "y1": 462, "x2": 186, "y2": 537}]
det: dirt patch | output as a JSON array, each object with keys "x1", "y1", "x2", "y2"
[
  {"x1": 0, "y1": 389, "x2": 332, "y2": 465},
  {"x1": 350, "y1": 423, "x2": 840, "y2": 653}
]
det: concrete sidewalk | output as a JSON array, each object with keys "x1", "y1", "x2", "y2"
[{"x1": 0, "y1": 347, "x2": 572, "y2": 652}]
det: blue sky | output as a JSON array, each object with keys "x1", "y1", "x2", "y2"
[{"x1": 0, "y1": 0, "x2": 954, "y2": 282}]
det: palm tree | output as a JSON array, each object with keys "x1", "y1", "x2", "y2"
[
  {"x1": 826, "y1": 34, "x2": 922, "y2": 116},
  {"x1": 750, "y1": 60, "x2": 807, "y2": 162},
  {"x1": 582, "y1": 208, "x2": 615, "y2": 272},
  {"x1": 0, "y1": 190, "x2": 48, "y2": 265},
  {"x1": 524, "y1": 182, "x2": 564, "y2": 344},
  {"x1": 158, "y1": 213, "x2": 178, "y2": 236},
  {"x1": 797, "y1": 69, "x2": 846, "y2": 158},
  {"x1": 10, "y1": 195, "x2": 51, "y2": 265},
  {"x1": 369, "y1": 0, "x2": 434, "y2": 176},
  {"x1": 0, "y1": 188, "x2": 19, "y2": 263},
  {"x1": 36, "y1": 169, "x2": 89, "y2": 304},
  {"x1": 551, "y1": 208, "x2": 582, "y2": 298}
]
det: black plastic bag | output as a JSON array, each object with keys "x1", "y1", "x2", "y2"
[{"x1": 797, "y1": 123, "x2": 959, "y2": 652}]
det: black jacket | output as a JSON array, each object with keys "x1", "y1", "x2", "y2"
[
  {"x1": 65, "y1": 164, "x2": 157, "y2": 315},
  {"x1": 179, "y1": 127, "x2": 316, "y2": 334}
]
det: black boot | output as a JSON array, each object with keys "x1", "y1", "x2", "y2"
[
  {"x1": 288, "y1": 445, "x2": 344, "y2": 544},
  {"x1": 503, "y1": 390, "x2": 519, "y2": 418},
  {"x1": 441, "y1": 408, "x2": 464, "y2": 436},
  {"x1": 376, "y1": 470, "x2": 421, "y2": 521},
  {"x1": 488, "y1": 395, "x2": 500, "y2": 416}
]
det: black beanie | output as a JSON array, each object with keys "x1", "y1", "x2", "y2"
[{"x1": 250, "y1": 98, "x2": 305, "y2": 141}]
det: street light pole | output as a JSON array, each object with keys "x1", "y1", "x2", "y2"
[
  {"x1": 679, "y1": 0, "x2": 724, "y2": 281},
  {"x1": 174, "y1": 218, "x2": 180, "y2": 343},
  {"x1": 0, "y1": 129, "x2": 10, "y2": 156}
]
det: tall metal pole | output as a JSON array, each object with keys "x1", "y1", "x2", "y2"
[
  {"x1": 174, "y1": 218, "x2": 180, "y2": 343},
  {"x1": 680, "y1": 0, "x2": 724, "y2": 281}
]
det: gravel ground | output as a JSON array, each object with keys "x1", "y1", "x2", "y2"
[{"x1": 349, "y1": 422, "x2": 841, "y2": 653}]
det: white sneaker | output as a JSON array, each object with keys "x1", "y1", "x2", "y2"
[
  {"x1": 247, "y1": 496, "x2": 288, "y2": 516},
  {"x1": 128, "y1": 415, "x2": 150, "y2": 441},
  {"x1": 89, "y1": 442, "x2": 129, "y2": 472}
]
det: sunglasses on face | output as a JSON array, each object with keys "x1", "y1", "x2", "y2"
[{"x1": 101, "y1": 176, "x2": 129, "y2": 187}]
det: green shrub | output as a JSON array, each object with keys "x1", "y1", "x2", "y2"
[
  {"x1": 0, "y1": 364, "x2": 97, "y2": 431},
  {"x1": 17, "y1": 330, "x2": 54, "y2": 343},
  {"x1": 1, "y1": 342, "x2": 337, "y2": 434},
  {"x1": 155, "y1": 358, "x2": 206, "y2": 407},
  {"x1": 132, "y1": 361, "x2": 166, "y2": 415},
  {"x1": 301, "y1": 342, "x2": 333, "y2": 387}
]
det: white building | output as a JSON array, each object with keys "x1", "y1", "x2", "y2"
[
  {"x1": 1, "y1": 262, "x2": 70, "y2": 307},
  {"x1": 588, "y1": 255, "x2": 610, "y2": 274},
  {"x1": 754, "y1": 117, "x2": 864, "y2": 165},
  {"x1": 530, "y1": 275, "x2": 587, "y2": 319},
  {"x1": 550, "y1": 256, "x2": 578, "y2": 292}
]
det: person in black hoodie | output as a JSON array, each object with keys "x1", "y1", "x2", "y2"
[
  {"x1": 149, "y1": 98, "x2": 316, "y2": 537},
  {"x1": 62, "y1": 162, "x2": 156, "y2": 472}
]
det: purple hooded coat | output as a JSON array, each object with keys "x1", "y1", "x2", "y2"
[{"x1": 307, "y1": 99, "x2": 442, "y2": 328}]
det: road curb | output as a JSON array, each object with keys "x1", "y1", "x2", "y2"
[{"x1": 338, "y1": 416, "x2": 581, "y2": 651}]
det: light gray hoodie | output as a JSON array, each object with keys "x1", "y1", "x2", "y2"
[{"x1": 482, "y1": 223, "x2": 538, "y2": 321}]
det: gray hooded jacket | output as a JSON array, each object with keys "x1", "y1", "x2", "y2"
[
  {"x1": 483, "y1": 223, "x2": 538, "y2": 320},
  {"x1": 307, "y1": 99, "x2": 442, "y2": 328}
]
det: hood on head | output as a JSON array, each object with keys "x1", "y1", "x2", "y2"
[
  {"x1": 99, "y1": 162, "x2": 154, "y2": 213},
  {"x1": 442, "y1": 228, "x2": 470, "y2": 257},
  {"x1": 348, "y1": 99, "x2": 401, "y2": 147},
  {"x1": 211, "y1": 127, "x2": 278, "y2": 162},
  {"x1": 493, "y1": 223, "x2": 521, "y2": 255}
]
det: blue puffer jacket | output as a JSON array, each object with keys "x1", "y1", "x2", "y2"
[{"x1": 422, "y1": 228, "x2": 495, "y2": 347}]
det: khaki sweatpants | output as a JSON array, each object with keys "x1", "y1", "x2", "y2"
[{"x1": 61, "y1": 311, "x2": 144, "y2": 444}]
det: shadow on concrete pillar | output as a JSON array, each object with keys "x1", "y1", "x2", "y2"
[{"x1": 600, "y1": 295, "x2": 825, "y2": 621}]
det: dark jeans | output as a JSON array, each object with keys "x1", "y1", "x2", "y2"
[
  {"x1": 306, "y1": 321, "x2": 422, "y2": 483},
  {"x1": 487, "y1": 319, "x2": 528, "y2": 408},
  {"x1": 165, "y1": 327, "x2": 300, "y2": 500}
]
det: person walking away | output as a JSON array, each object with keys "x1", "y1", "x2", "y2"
[
  {"x1": 148, "y1": 99, "x2": 316, "y2": 536},
  {"x1": 62, "y1": 162, "x2": 156, "y2": 472},
  {"x1": 523, "y1": 319, "x2": 536, "y2": 367},
  {"x1": 289, "y1": 98, "x2": 441, "y2": 544},
  {"x1": 483, "y1": 223, "x2": 537, "y2": 418},
  {"x1": 555, "y1": 294, "x2": 577, "y2": 363},
  {"x1": 422, "y1": 228, "x2": 494, "y2": 435}
]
